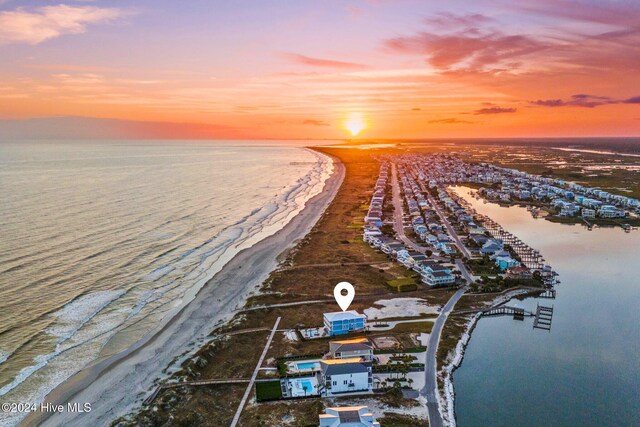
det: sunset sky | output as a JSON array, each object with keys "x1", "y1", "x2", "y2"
[{"x1": 1, "y1": 0, "x2": 639, "y2": 139}]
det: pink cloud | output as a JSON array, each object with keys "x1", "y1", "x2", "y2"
[
  {"x1": 513, "y1": 0, "x2": 640, "y2": 27},
  {"x1": 0, "y1": 4, "x2": 132, "y2": 45},
  {"x1": 424, "y1": 12, "x2": 492, "y2": 29},
  {"x1": 282, "y1": 53, "x2": 368, "y2": 69},
  {"x1": 385, "y1": 26, "x2": 545, "y2": 70}
]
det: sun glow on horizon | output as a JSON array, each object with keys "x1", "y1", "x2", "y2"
[{"x1": 343, "y1": 113, "x2": 367, "y2": 136}]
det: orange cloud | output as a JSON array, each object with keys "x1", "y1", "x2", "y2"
[{"x1": 429, "y1": 118, "x2": 473, "y2": 124}]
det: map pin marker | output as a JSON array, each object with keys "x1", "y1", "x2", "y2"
[{"x1": 334, "y1": 282, "x2": 355, "y2": 312}]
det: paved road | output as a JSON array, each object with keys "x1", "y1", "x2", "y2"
[
  {"x1": 456, "y1": 258, "x2": 475, "y2": 283},
  {"x1": 421, "y1": 286, "x2": 467, "y2": 427},
  {"x1": 391, "y1": 163, "x2": 475, "y2": 426},
  {"x1": 414, "y1": 179, "x2": 472, "y2": 259},
  {"x1": 391, "y1": 163, "x2": 429, "y2": 253},
  {"x1": 230, "y1": 316, "x2": 282, "y2": 427},
  {"x1": 424, "y1": 188, "x2": 473, "y2": 259}
]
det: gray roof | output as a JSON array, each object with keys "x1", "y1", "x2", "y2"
[
  {"x1": 330, "y1": 341, "x2": 372, "y2": 354},
  {"x1": 432, "y1": 271, "x2": 452, "y2": 277},
  {"x1": 339, "y1": 410, "x2": 361, "y2": 423},
  {"x1": 321, "y1": 361, "x2": 371, "y2": 377}
]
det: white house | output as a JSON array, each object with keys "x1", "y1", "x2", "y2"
[
  {"x1": 419, "y1": 261, "x2": 455, "y2": 287},
  {"x1": 319, "y1": 358, "x2": 373, "y2": 395},
  {"x1": 422, "y1": 270, "x2": 455, "y2": 287},
  {"x1": 319, "y1": 406, "x2": 380, "y2": 427}
]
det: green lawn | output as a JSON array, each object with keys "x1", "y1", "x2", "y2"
[
  {"x1": 386, "y1": 277, "x2": 418, "y2": 292},
  {"x1": 255, "y1": 380, "x2": 283, "y2": 402}
]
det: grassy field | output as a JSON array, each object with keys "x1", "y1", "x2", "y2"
[
  {"x1": 386, "y1": 321, "x2": 433, "y2": 334},
  {"x1": 379, "y1": 413, "x2": 430, "y2": 426}
]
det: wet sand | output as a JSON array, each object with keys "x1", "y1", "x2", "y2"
[{"x1": 22, "y1": 154, "x2": 345, "y2": 427}]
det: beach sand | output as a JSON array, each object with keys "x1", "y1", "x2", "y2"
[{"x1": 22, "y1": 155, "x2": 345, "y2": 427}]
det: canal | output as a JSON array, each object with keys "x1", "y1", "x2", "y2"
[{"x1": 450, "y1": 186, "x2": 640, "y2": 427}]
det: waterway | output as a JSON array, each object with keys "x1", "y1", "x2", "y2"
[{"x1": 450, "y1": 187, "x2": 640, "y2": 427}]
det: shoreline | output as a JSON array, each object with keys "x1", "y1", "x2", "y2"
[
  {"x1": 438, "y1": 288, "x2": 534, "y2": 426},
  {"x1": 22, "y1": 151, "x2": 345, "y2": 427}
]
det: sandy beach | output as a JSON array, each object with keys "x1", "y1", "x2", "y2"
[{"x1": 22, "y1": 154, "x2": 345, "y2": 427}]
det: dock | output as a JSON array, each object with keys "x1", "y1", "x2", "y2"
[
  {"x1": 533, "y1": 304, "x2": 554, "y2": 331},
  {"x1": 481, "y1": 305, "x2": 533, "y2": 319},
  {"x1": 538, "y1": 289, "x2": 556, "y2": 299}
]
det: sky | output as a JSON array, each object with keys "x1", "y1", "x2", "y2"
[{"x1": 0, "y1": 0, "x2": 639, "y2": 139}]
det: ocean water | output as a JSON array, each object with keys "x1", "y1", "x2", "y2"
[
  {"x1": 451, "y1": 187, "x2": 640, "y2": 427},
  {"x1": 0, "y1": 140, "x2": 333, "y2": 425}
]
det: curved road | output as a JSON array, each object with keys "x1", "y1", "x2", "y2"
[{"x1": 421, "y1": 285, "x2": 467, "y2": 427}]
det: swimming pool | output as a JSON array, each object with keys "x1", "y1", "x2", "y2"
[
  {"x1": 295, "y1": 361, "x2": 320, "y2": 371},
  {"x1": 299, "y1": 379, "x2": 313, "y2": 391},
  {"x1": 288, "y1": 377, "x2": 319, "y2": 397}
]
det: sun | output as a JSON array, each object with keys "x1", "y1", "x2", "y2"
[{"x1": 343, "y1": 113, "x2": 366, "y2": 136}]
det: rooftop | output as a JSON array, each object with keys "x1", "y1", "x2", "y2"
[{"x1": 324, "y1": 311, "x2": 366, "y2": 322}]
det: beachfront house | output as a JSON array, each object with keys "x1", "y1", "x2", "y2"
[
  {"x1": 599, "y1": 205, "x2": 625, "y2": 218},
  {"x1": 324, "y1": 311, "x2": 367, "y2": 336},
  {"x1": 329, "y1": 338, "x2": 373, "y2": 361},
  {"x1": 319, "y1": 406, "x2": 380, "y2": 427},
  {"x1": 319, "y1": 358, "x2": 373, "y2": 395}
]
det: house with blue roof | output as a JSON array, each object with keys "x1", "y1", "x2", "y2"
[{"x1": 323, "y1": 311, "x2": 367, "y2": 336}]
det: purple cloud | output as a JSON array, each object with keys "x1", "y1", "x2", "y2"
[
  {"x1": 531, "y1": 94, "x2": 640, "y2": 108},
  {"x1": 473, "y1": 107, "x2": 517, "y2": 115}
]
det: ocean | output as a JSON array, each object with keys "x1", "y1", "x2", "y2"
[{"x1": 0, "y1": 140, "x2": 333, "y2": 426}]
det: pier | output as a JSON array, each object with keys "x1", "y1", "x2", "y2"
[
  {"x1": 476, "y1": 302, "x2": 555, "y2": 330},
  {"x1": 538, "y1": 289, "x2": 556, "y2": 299},
  {"x1": 533, "y1": 304, "x2": 554, "y2": 331},
  {"x1": 451, "y1": 190, "x2": 560, "y2": 287},
  {"x1": 481, "y1": 305, "x2": 533, "y2": 318}
]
